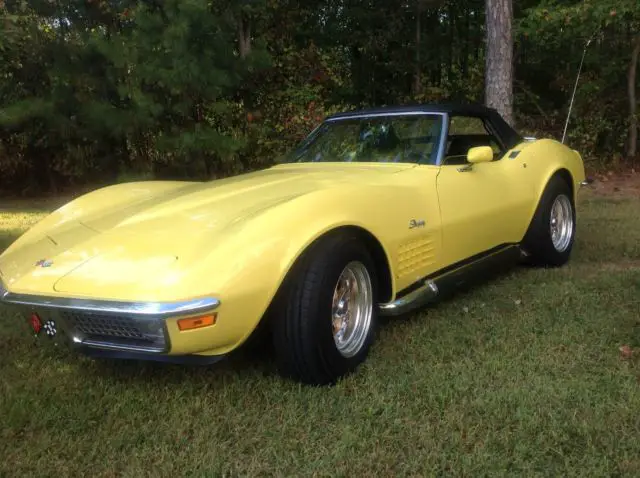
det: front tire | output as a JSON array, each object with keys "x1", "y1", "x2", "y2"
[
  {"x1": 271, "y1": 231, "x2": 378, "y2": 385},
  {"x1": 522, "y1": 175, "x2": 576, "y2": 267}
]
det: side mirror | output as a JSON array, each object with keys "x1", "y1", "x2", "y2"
[{"x1": 467, "y1": 146, "x2": 494, "y2": 164}]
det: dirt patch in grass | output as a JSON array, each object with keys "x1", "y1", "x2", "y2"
[
  {"x1": 585, "y1": 170, "x2": 640, "y2": 198},
  {"x1": 599, "y1": 259, "x2": 640, "y2": 271}
]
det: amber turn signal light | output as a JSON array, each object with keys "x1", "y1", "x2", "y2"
[{"x1": 177, "y1": 314, "x2": 217, "y2": 331}]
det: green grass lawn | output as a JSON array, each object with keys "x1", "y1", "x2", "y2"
[{"x1": 1, "y1": 191, "x2": 640, "y2": 476}]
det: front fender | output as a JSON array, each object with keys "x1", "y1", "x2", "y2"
[{"x1": 175, "y1": 183, "x2": 431, "y2": 355}]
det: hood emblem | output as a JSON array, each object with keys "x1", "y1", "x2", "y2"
[
  {"x1": 409, "y1": 219, "x2": 426, "y2": 229},
  {"x1": 35, "y1": 259, "x2": 53, "y2": 268}
]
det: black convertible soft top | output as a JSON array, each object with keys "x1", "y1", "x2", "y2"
[{"x1": 326, "y1": 103, "x2": 523, "y2": 151}]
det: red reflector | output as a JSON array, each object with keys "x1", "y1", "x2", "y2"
[{"x1": 30, "y1": 313, "x2": 42, "y2": 334}]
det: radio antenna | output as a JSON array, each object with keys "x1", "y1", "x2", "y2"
[{"x1": 562, "y1": 29, "x2": 599, "y2": 144}]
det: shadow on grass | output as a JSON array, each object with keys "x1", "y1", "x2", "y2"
[
  {"x1": 378, "y1": 264, "x2": 523, "y2": 326},
  {"x1": 75, "y1": 345, "x2": 280, "y2": 387},
  {"x1": 72, "y1": 269, "x2": 520, "y2": 386}
]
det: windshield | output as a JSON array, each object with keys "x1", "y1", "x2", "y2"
[{"x1": 283, "y1": 113, "x2": 444, "y2": 165}]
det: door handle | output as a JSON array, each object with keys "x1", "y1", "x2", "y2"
[{"x1": 457, "y1": 164, "x2": 473, "y2": 172}]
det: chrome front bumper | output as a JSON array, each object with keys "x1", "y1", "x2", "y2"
[{"x1": 0, "y1": 278, "x2": 220, "y2": 354}]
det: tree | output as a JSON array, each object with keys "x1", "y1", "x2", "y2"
[
  {"x1": 411, "y1": 0, "x2": 446, "y2": 97},
  {"x1": 520, "y1": 0, "x2": 640, "y2": 160},
  {"x1": 2, "y1": 0, "x2": 640, "y2": 195},
  {"x1": 627, "y1": 34, "x2": 640, "y2": 159},
  {"x1": 485, "y1": 0, "x2": 514, "y2": 126}
]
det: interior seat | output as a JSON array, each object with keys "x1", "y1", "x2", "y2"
[{"x1": 444, "y1": 136, "x2": 476, "y2": 165}]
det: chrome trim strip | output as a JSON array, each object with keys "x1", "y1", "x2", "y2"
[
  {"x1": 379, "y1": 244, "x2": 521, "y2": 317},
  {"x1": 73, "y1": 336, "x2": 166, "y2": 354},
  {"x1": 379, "y1": 280, "x2": 438, "y2": 317},
  {"x1": 0, "y1": 280, "x2": 219, "y2": 318},
  {"x1": 325, "y1": 111, "x2": 446, "y2": 120},
  {"x1": 434, "y1": 113, "x2": 449, "y2": 166}
]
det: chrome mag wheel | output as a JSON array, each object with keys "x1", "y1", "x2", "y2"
[
  {"x1": 550, "y1": 194, "x2": 574, "y2": 252},
  {"x1": 331, "y1": 261, "x2": 373, "y2": 358}
]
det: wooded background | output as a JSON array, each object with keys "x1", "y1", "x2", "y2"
[{"x1": 0, "y1": 0, "x2": 638, "y2": 195}]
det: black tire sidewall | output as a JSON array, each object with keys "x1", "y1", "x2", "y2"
[
  {"x1": 309, "y1": 236, "x2": 379, "y2": 377},
  {"x1": 274, "y1": 232, "x2": 379, "y2": 384},
  {"x1": 524, "y1": 175, "x2": 576, "y2": 266}
]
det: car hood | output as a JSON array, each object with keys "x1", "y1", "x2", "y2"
[
  {"x1": 0, "y1": 163, "x2": 414, "y2": 297},
  {"x1": 82, "y1": 163, "x2": 412, "y2": 233}
]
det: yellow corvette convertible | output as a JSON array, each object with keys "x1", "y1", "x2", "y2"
[{"x1": 0, "y1": 104, "x2": 585, "y2": 385}]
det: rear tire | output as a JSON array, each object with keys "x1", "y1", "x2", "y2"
[
  {"x1": 522, "y1": 175, "x2": 576, "y2": 267},
  {"x1": 271, "y1": 231, "x2": 378, "y2": 385}
]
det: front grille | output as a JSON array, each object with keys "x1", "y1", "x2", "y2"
[
  {"x1": 60, "y1": 311, "x2": 167, "y2": 352},
  {"x1": 66, "y1": 313, "x2": 145, "y2": 339}
]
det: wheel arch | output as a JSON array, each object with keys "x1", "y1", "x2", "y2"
[
  {"x1": 535, "y1": 167, "x2": 574, "y2": 197},
  {"x1": 338, "y1": 225, "x2": 394, "y2": 303},
  {"x1": 530, "y1": 167, "x2": 575, "y2": 221},
  {"x1": 520, "y1": 167, "x2": 577, "y2": 266},
  {"x1": 551, "y1": 167, "x2": 575, "y2": 202},
  {"x1": 522, "y1": 138, "x2": 583, "y2": 211},
  {"x1": 243, "y1": 224, "x2": 395, "y2": 350},
  {"x1": 522, "y1": 167, "x2": 576, "y2": 244},
  {"x1": 283, "y1": 225, "x2": 395, "y2": 304}
]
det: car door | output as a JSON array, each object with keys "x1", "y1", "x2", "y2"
[{"x1": 435, "y1": 115, "x2": 534, "y2": 267}]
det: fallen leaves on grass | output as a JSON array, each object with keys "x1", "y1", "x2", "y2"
[{"x1": 619, "y1": 344, "x2": 634, "y2": 360}]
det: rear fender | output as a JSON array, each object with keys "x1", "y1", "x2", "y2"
[{"x1": 519, "y1": 139, "x2": 586, "y2": 229}]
